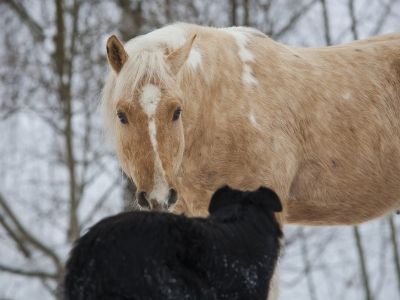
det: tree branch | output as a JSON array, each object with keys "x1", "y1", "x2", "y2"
[
  {"x1": 388, "y1": 215, "x2": 400, "y2": 294},
  {"x1": 319, "y1": 0, "x2": 332, "y2": 45},
  {"x1": 273, "y1": 0, "x2": 318, "y2": 39},
  {"x1": 243, "y1": 0, "x2": 250, "y2": 26},
  {"x1": 2, "y1": 0, "x2": 45, "y2": 41},
  {"x1": 352, "y1": 226, "x2": 373, "y2": 300},
  {"x1": 0, "y1": 213, "x2": 31, "y2": 258},
  {"x1": 0, "y1": 263, "x2": 57, "y2": 280},
  {"x1": 230, "y1": 0, "x2": 238, "y2": 26},
  {"x1": 0, "y1": 193, "x2": 62, "y2": 272},
  {"x1": 117, "y1": 0, "x2": 143, "y2": 41},
  {"x1": 370, "y1": 0, "x2": 397, "y2": 35},
  {"x1": 299, "y1": 228, "x2": 318, "y2": 300},
  {"x1": 348, "y1": 0, "x2": 359, "y2": 40},
  {"x1": 81, "y1": 177, "x2": 120, "y2": 227}
]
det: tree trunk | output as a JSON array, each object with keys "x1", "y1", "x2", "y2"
[
  {"x1": 54, "y1": 0, "x2": 79, "y2": 242},
  {"x1": 230, "y1": 0, "x2": 237, "y2": 26},
  {"x1": 299, "y1": 228, "x2": 318, "y2": 300},
  {"x1": 243, "y1": 0, "x2": 250, "y2": 26},
  {"x1": 353, "y1": 226, "x2": 373, "y2": 300},
  {"x1": 388, "y1": 215, "x2": 400, "y2": 294},
  {"x1": 319, "y1": 0, "x2": 331, "y2": 45},
  {"x1": 117, "y1": 0, "x2": 143, "y2": 41},
  {"x1": 348, "y1": 0, "x2": 358, "y2": 39}
]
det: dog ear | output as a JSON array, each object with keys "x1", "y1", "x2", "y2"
[
  {"x1": 247, "y1": 187, "x2": 282, "y2": 212},
  {"x1": 208, "y1": 186, "x2": 244, "y2": 214}
]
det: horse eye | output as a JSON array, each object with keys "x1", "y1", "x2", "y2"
[
  {"x1": 117, "y1": 111, "x2": 128, "y2": 124},
  {"x1": 172, "y1": 107, "x2": 182, "y2": 121}
]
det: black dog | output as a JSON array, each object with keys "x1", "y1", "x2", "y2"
[{"x1": 64, "y1": 186, "x2": 282, "y2": 300}]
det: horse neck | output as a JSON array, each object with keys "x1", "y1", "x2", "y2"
[
  {"x1": 177, "y1": 32, "x2": 297, "y2": 141},
  {"x1": 174, "y1": 33, "x2": 301, "y2": 194}
]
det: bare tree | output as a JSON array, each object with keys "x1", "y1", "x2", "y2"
[
  {"x1": 348, "y1": 0, "x2": 359, "y2": 39},
  {"x1": 230, "y1": 0, "x2": 238, "y2": 26},
  {"x1": 1, "y1": 1, "x2": 400, "y2": 299},
  {"x1": 2, "y1": 0, "x2": 44, "y2": 42},
  {"x1": 117, "y1": 0, "x2": 144, "y2": 41},
  {"x1": 0, "y1": 0, "x2": 122, "y2": 297},
  {"x1": 353, "y1": 226, "x2": 373, "y2": 300},
  {"x1": 243, "y1": 0, "x2": 250, "y2": 26},
  {"x1": 319, "y1": 0, "x2": 332, "y2": 44},
  {"x1": 388, "y1": 215, "x2": 400, "y2": 294},
  {"x1": 298, "y1": 228, "x2": 318, "y2": 300},
  {"x1": 262, "y1": 0, "x2": 319, "y2": 40}
]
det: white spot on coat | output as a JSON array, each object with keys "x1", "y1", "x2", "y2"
[
  {"x1": 343, "y1": 92, "x2": 352, "y2": 100},
  {"x1": 249, "y1": 111, "x2": 261, "y2": 130},
  {"x1": 243, "y1": 65, "x2": 258, "y2": 85},
  {"x1": 224, "y1": 29, "x2": 258, "y2": 86}
]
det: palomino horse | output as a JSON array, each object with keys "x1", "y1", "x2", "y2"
[{"x1": 102, "y1": 23, "x2": 400, "y2": 225}]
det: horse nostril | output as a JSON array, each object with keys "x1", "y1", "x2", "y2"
[
  {"x1": 138, "y1": 191, "x2": 149, "y2": 208},
  {"x1": 168, "y1": 189, "x2": 178, "y2": 206}
]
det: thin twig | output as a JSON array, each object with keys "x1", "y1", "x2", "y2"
[
  {"x1": 370, "y1": 0, "x2": 397, "y2": 35},
  {"x1": 81, "y1": 177, "x2": 120, "y2": 227},
  {"x1": 0, "y1": 263, "x2": 57, "y2": 280},
  {"x1": 0, "y1": 213, "x2": 31, "y2": 258},
  {"x1": 348, "y1": 0, "x2": 359, "y2": 40},
  {"x1": 352, "y1": 226, "x2": 373, "y2": 300},
  {"x1": 319, "y1": 0, "x2": 332, "y2": 45},
  {"x1": 273, "y1": 0, "x2": 318, "y2": 39},
  {"x1": 0, "y1": 193, "x2": 62, "y2": 272},
  {"x1": 388, "y1": 215, "x2": 400, "y2": 294},
  {"x1": 2, "y1": 0, "x2": 44, "y2": 41}
]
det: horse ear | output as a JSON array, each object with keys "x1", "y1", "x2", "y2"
[
  {"x1": 166, "y1": 34, "x2": 197, "y2": 75},
  {"x1": 106, "y1": 35, "x2": 128, "y2": 73}
]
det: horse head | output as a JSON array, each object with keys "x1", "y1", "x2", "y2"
[{"x1": 103, "y1": 32, "x2": 197, "y2": 210}]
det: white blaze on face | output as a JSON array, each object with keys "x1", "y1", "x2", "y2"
[{"x1": 139, "y1": 84, "x2": 170, "y2": 205}]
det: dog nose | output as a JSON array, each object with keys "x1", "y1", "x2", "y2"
[
  {"x1": 167, "y1": 189, "x2": 178, "y2": 207},
  {"x1": 137, "y1": 191, "x2": 150, "y2": 209}
]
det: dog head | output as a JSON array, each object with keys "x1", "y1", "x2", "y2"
[{"x1": 208, "y1": 186, "x2": 282, "y2": 215}]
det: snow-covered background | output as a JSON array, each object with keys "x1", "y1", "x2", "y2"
[{"x1": 0, "y1": 0, "x2": 399, "y2": 299}]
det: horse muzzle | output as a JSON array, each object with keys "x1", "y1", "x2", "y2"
[{"x1": 136, "y1": 189, "x2": 178, "y2": 211}]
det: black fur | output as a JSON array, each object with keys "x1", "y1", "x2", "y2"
[{"x1": 63, "y1": 186, "x2": 282, "y2": 300}]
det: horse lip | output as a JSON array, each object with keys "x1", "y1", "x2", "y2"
[
  {"x1": 138, "y1": 197, "x2": 171, "y2": 212},
  {"x1": 149, "y1": 199, "x2": 164, "y2": 211}
]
